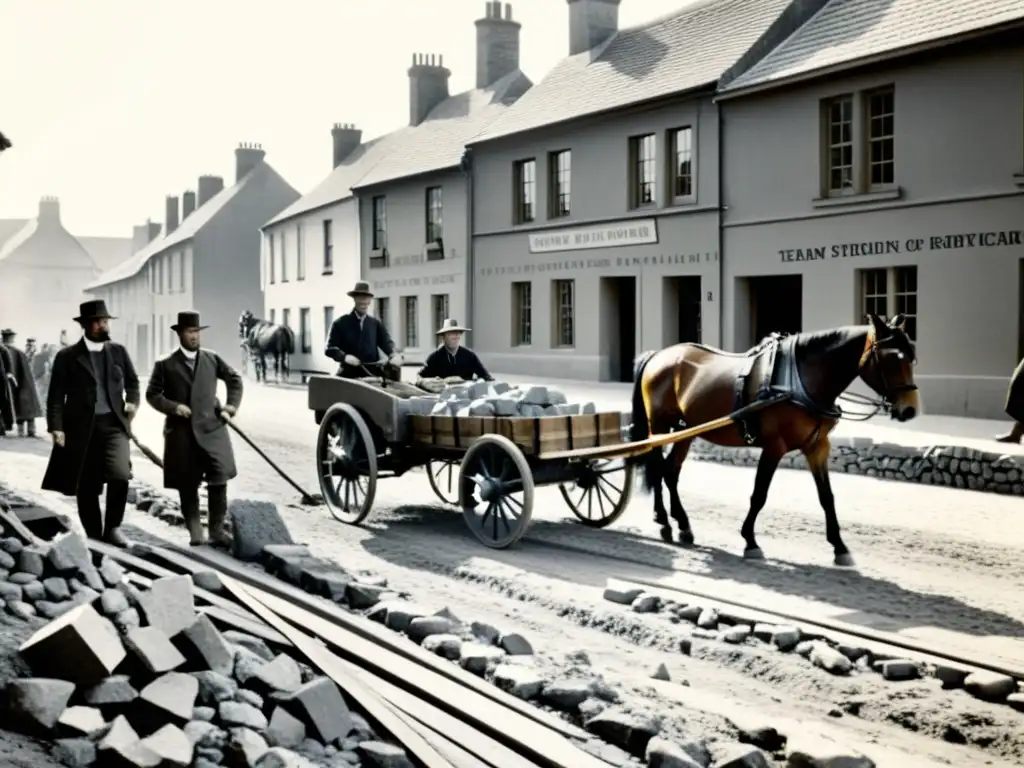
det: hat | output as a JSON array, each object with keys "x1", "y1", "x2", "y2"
[
  {"x1": 0, "y1": 329, "x2": 14, "y2": 339},
  {"x1": 436, "y1": 318, "x2": 471, "y2": 335},
  {"x1": 170, "y1": 311, "x2": 209, "y2": 332},
  {"x1": 74, "y1": 299, "x2": 115, "y2": 323},
  {"x1": 347, "y1": 281, "x2": 374, "y2": 298}
]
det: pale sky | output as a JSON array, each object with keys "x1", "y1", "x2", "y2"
[{"x1": 0, "y1": 0, "x2": 688, "y2": 237}]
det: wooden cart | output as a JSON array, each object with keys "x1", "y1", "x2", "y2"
[{"x1": 308, "y1": 375, "x2": 636, "y2": 549}]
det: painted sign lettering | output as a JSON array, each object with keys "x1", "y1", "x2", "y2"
[
  {"x1": 528, "y1": 218, "x2": 659, "y2": 254},
  {"x1": 779, "y1": 229, "x2": 1023, "y2": 263},
  {"x1": 372, "y1": 273, "x2": 459, "y2": 290},
  {"x1": 478, "y1": 251, "x2": 718, "y2": 277}
]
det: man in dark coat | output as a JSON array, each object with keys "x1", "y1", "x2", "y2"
[
  {"x1": 996, "y1": 357, "x2": 1024, "y2": 443},
  {"x1": 1, "y1": 329, "x2": 44, "y2": 437},
  {"x1": 0, "y1": 340, "x2": 14, "y2": 436},
  {"x1": 417, "y1": 319, "x2": 492, "y2": 383},
  {"x1": 42, "y1": 300, "x2": 140, "y2": 546},
  {"x1": 146, "y1": 311, "x2": 243, "y2": 547},
  {"x1": 325, "y1": 281, "x2": 402, "y2": 378}
]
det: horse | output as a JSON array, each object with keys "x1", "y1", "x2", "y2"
[
  {"x1": 628, "y1": 314, "x2": 920, "y2": 567},
  {"x1": 238, "y1": 310, "x2": 295, "y2": 383}
]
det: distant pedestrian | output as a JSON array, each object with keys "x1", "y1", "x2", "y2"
[
  {"x1": 1, "y1": 328, "x2": 43, "y2": 437},
  {"x1": 995, "y1": 356, "x2": 1024, "y2": 444},
  {"x1": 42, "y1": 300, "x2": 140, "y2": 546},
  {"x1": 0, "y1": 341, "x2": 14, "y2": 436},
  {"x1": 145, "y1": 311, "x2": 243, "y2": 547}
]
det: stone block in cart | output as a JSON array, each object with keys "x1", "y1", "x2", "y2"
[{"x1": 410, "y1": 411, "x2": 625, "y2": 453}]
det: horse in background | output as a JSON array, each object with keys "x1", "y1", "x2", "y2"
[
  {"x1": 30, "y1": 343, "x2": 57, "y2": 401},
  {"x1": 239, "y1": 310, "x2": 295, "y2": 384}
]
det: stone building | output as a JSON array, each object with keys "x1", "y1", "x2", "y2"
[
  {"x1": 86, "y1": 145, "x2": 299, "y2": 369},
  {"x1": 715, "y1": 0, "x2": 1024, "y2": 417}
]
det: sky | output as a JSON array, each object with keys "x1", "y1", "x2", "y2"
[{"x1": 0, "y1": 0, "x2": 689, "y2": 237}]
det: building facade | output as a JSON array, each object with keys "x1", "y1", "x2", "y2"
[
  {"x1": 87, "y1": 145, "x2": 299, "y2": 369},
  {"x1": 466, "y1": 0, "x2": 798, "y2": 380},
  {"x1": 717, "y1": 6, "x2": 1024, "y2": 417}
]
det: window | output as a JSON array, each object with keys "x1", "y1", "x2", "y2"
[
  {"x1": 281, "y1": 308, "x2": 291, "y2": 330},
  {"x1": 402, "y1": 296, "x2": 418, "y2": 348},
  {"x1": 299, "y1": 307, "x2": 311, "y2": 353},
  {"x1": 669, "y1": 127, "x2": 694, "y2": 200},
  {"x1": 553, "y1": 279, "x2": 575, "y2": 348},
  {"x1": 280, "y1": 232, "x2": 288, "y2": 282},
  {"x1": 630, "y1": 134, "x2": 657, "y2": 207},
  {"x1": 322, "y1": 220, "x2": 333, "y2": 274},
  {"x1": 512, "y1": 282, "x2": 532, "y2": 346},
  {"x1": 513, "y1": 159, "x2": 536, "y2": 224},
  {"x1": 296, "y1": 225, "x2": 305, "y2": 281},
  {"x1": 268, "y1": 235, "x2": 276, "y2": 283},
  {"x1": 180, "y1": 249, "x2": 187, "y2": 292},
  {"x1": 323, "y1": 305, "x2": 334, "y2": 340},
  {"x1": 549, "y1": 150, "x2": 571, "y2": 218},
  {"x1": 375, "y1": 297, "x2": 389, "y2": 327},
  {"x1": 823, "y1": 86, "x2": 896, "y2": 197},
  {"x1": 859, "y1": 266, "x2": 917, "y2": 340},
  {"x1": 432, "y1": 294, "x2": 449, "y2": 335},
  {"x1": 372, "y1": 196, "x2": 387, "y2": 250},
  {"x1": 425, "y1": 187, "x2": 443, "y2": 242},
  {"x1": 269, "y1": 308, "x2": 276, "y2": 324}
]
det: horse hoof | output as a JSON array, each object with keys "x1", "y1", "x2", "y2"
[
  {"x1": 743, "y1": 547, "x2": 765, "y2": 560},
  {"x1": 658, "y1": 526, "x2": 673, "y2": 543},
  {"x1": 834, "y1": 553, "x2": 856, "y2": 567},
  {"x1": 678, "y1": 532, "x2": 695, "y2": 548}
]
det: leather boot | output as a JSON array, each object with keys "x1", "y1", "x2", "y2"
[
  {"x1": 75, "y1": 492, "x2": 104, "y2": 540},
  {"x1": 103, "y1": 480, "x2": 131, "y2": 548},
  {"x1": 178, "y1": 488, "x2": 206, "y2": 546},
  {"x1": 17, "y1": 421, "x2": 25, "y2": 437},
  {"x1": 206, "y1": 485, "x2": 233, "y2": 548},
  {"x1": 995, "y1": 422, "x2": 1024, "y2": 444},
  {"x1": 26, "y1": 419, "x2": 36, "y2": 437}
]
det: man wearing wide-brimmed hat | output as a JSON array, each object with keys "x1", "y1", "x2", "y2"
[
  {"x1": 417, "y1": 318, "x2": 492, "y2": 383},
  {"x1": 325, "y1": 281, "x2": 403, "y2": 378},
  {"x1": 146, "y1": 311, "x2": 243, "y2": 547},
  {"x1": 0, "y1": 328, "x2": 43, "y2": 437},
  {"x1": 42, "y1": 300, "x2": 140, "y2": 546}
]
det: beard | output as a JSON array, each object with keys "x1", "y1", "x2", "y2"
[
  {"x1": 86, "y1": 328, "x2": 110, "y2": 343},
  {"x1": 180, "y1": 336, "x2": 200, "y2": 351}
]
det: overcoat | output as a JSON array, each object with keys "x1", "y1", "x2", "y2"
[
  {"x1": 1006, "y1": 357, "x2": 1024, "y2": 423},
  {"x1": 326, "y1": 311, "x2": 396, "y2": 371},
  {"x1": 2, "y1": 343, "x2": 43, "y2": 420},
  {"x1": 0, "y1": 347, "x2": 14, "y2": 431},
  {"x1": 145, "y1": 349, "x2": 243, "y2": 490},
  {"x1": 41, "y1": 340, "x2": 140, "y2": 496}
]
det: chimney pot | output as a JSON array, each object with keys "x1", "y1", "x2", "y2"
[
  {"x1": 234, "y1": 143, "x2": 266, "y2": 183},
  {"x1": 408, "y1": 52, "x2": 452, "y2": 126},
  {"x1": 182, "y1": 190, "x2": 196, "y2": 219},
  {"x1": 165, "y1": 195, "x2": 180, "y2": 235},
  {"x1": 505, "y1": 3, "x2": 512, "y2": 19},
  {"x1": 476, "y1": 2, "x2": 522, "y2": 88},
  {"x1": 331, "y1": 123, "x2": 363, "y2": 169}
]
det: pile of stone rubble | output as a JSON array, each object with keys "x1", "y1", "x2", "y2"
[
  {"x1": 0, "y1": 527, "x2": 411, "y2": 768},
  {"x1": 410, "y1": 380, "x2": 603, "y2": 418}
]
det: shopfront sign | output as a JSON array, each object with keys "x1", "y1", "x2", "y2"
[
  {"x1": 528, "y1": 218, "x2": 658, "y2": 254},
  {"x1": 778, "y1": 229, "x2": 1023, "y2": 263},
  {"x1": 371, "y1": 273, "x2": 458, "y2": 291},
  {"x1": 478, "y1": 250, "x2": 717, "y2": 278}
]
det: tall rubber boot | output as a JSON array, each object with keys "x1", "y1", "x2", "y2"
[
  {"x1": 206, "y1": 485, "x2": 233, "y2": 548},
  {"x1": 179, "y1": 488, "x2": 207, "y2": 546},
  {"x1": 995, "y1": 421, "x2": 1023, "y2": 444}
]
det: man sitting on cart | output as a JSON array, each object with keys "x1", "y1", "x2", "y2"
[
  {"x1": 325, "y1": 281, "x2": 403, "y2": 379},
  {"x1": 417, "y1": 318, "x2": 493, "y2": 385}
]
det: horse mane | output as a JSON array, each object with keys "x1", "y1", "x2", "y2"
[{"x1": 794, "y1": 326, "x2": 869, "y2": 361}]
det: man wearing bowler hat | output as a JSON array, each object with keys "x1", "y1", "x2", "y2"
[
  {"x1": 146, "y1": 311, "x2": 243, "y2": 547},
  {"x1": 1, "y1": 328, "x2": 43, "y2": 437},
  {"x1": 417, "y1": 318, "x2": 493, "y2": 383},
  {"x1": 42, "y1": 300, "x2": 140, "y2": 546},
  {"x1": 325, "y1": 281, "x2": 403, "y2": 378}
]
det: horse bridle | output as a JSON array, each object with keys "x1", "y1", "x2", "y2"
[{"x1": 854, "y1": 337, "x2": 918, "y2": 414}]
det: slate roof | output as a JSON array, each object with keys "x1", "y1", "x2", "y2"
[
  {"x1": 472, "y1": 0, "x2": 792, "y2": 144},
  {"x1": 77, "y1": 236, "x2": 133, "y2": 273},
  {"x1": 720, "y1": 0, "x2": 1024, "y2": 94},
  {"x1": 0, "y1": 218, "x2": 28, "y2": 249}
]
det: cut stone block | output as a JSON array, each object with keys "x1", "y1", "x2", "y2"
[
  {"x1": 47, "y1": 533, "x2": 93, "y2": 574},
  {"x1": 192, "y1": 670, "x2": 238, "y2": 705},
  {"x1": 140, "y1": 723, "x2": 194, "y2": 768},
  {"x1": 223, "y1": 631, "x2": 275, "y2": 661},
  {"x1": 250, "y1": 654, "x2": 303, "y2": 696},
  {"x1": 19, "y1": 603, "x2": 126, "y2": 685},
  {"x1": 136, "y1": 672, "x2": 199, "y2": 729},
  {"x1": 136, "y1": 576, "x2": 195, "y2": 638},
  {"x1": 266, "y1": 706, "x2": 306, "y2": 749},
  {"x1": 278, "y1": 677, "x2": 352, "y2": 744},
  {"x1": 124, "y1": 627, "x2": 187, "y2": 674},
  {"x1": 6, "y1": 677, "x2": 76, "y2": 733},
  {"x1": 229, "y1": 499, "x2": 295, "y2": 561},
  {"x1": 219, "y1": 700, "x2": 268, "y2": 730},
  {"x1": 81, "y1": 675, "x2": 139, "y2": 713},
  {"x1": 53, "y1": 737, "x2": 97, "y2": 768},
  {"x1": 174, "y1": 613, "x2": 234, "y2": 677},
  {"x1": 226, "y1": 727, "x2": 269, "y2": 767},
  {"x1": 57, "y1": 705, "x2": 107, "y2": 737}
]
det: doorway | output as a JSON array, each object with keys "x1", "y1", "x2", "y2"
[
  {"x1": 748, "y1": 275, "x2": 802, "y2": 344},
  {"x1": 663, "y1": 276, "x2": 702, "y2": 345},
  {"x1": 599, "y1": 276, "x2": 637, "y2": 382}
]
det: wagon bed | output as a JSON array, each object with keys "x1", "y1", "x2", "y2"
[{"x1": 308, "y1": 375, "x2": 636, "y2": 548}]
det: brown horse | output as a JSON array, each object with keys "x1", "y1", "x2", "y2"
[{"x1": 628, "y1": 314, "x2": 920, "y2": 567}]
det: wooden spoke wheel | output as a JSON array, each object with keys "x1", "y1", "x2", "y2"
[
  {"x1": 559, "y1": 458, "x2": 635, "y2": 528},
  {"x1": 426, "y1": 460, "x2": 460, "y2": 505},
  {"x1": 316, "y1": 403, "x2": 378, "y2": 525},
  {"x1": 458, "y1": 435, "x2": 534, "y2": 549}
]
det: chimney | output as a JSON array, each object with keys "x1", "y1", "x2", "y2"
[
  {"x1": 197, "y1": 175, "x2": 224, "y2": 207},
  {"x1": 147, "y1": 220, "x2": 162, "y2": 242},
  {"x1": 37, "y1": 196, "x2": 60, "y2": 224},
  {"x1": 165, "y1": 195, "x2": 179, "y2": 234},
  {"x1": 475, "y1": 2, "x2": 521, "y2": 88},
  {"x1": 235, "y1": 142, "x2": 266, "y2": 182},
  {"x1": 182, "y1": 190, "x2": 196, "y2": 219},
  {"x1": 331, "y1": 124, "x2": 362, "y2": 169},
  {"x1": 567, "y1": 0, "x2": 620, "y2": 55},
  {"x1": 408, "y1": 53, "x2": 451, "y2": 127},
  {"x1": 131, "y1": 225, "x2": 149, "y2": 254}
]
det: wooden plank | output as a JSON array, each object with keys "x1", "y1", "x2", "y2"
[
  {"x1": 199, "y1": 605, "x2": 291, "y2": 647},
  {"x1": 162, "y1": 542, "x2": 591, "y2": 742},
  {"x1": 221, "y1": 577, "x2": 457, "y2": 768}
]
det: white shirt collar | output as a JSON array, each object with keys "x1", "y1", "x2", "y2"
[
  {"x1": 83, "y1": 337, "x2": 104, "y2": 352},
  {"x1": 179, "y1": 346, "x2": 197, "y2": 360}
]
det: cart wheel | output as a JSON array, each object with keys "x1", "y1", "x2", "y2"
[
  {"x1": 559, "y1": 459, "x2": 635, "y2": 528},
  {"x1": 426, "y1": 460, "x2": 459, "y2": 505},
  {"x1": 459, "y1": 435, "x2": 534, "y2": 549},
  {"x1": 317, "y1": 403, "x2": 377, "y2": 525}
]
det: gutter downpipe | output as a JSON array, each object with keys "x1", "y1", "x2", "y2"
[
  {"x1": 462, "y1": 148, "x2": 475, "y2": 347},
  {"x1": 716, "y1": 99, "x2": 726, "y2": 350}
]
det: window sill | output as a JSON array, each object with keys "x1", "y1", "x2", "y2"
[
  {"x1": 1014, "y1": 173, "x2": 1024, "y2": 188},
  {"x1": 322, "y1": 270, "x2": 333, "y2": 276},
  {"x1": 812, "y1": 187, "x2": 903, "y2": 209}
]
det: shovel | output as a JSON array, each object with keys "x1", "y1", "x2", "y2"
[{"x1": 220, "y1": 414, "x2": 323, "y2": 506}]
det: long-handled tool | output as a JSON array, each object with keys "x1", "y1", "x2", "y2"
[
  {"x1": 129, "y1": 432, "x2": 163, "y2": 468},
  {"x1": 222, "y1": 416, "x2": 323, "y2": 506}
]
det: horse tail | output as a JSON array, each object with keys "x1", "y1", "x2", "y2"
[
  {"x1": 627, "y1": 350, "x2": 661, "y2": 492},
  {"x1": 283, "y1": 326, "x2": 296, "y2": 354}
]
